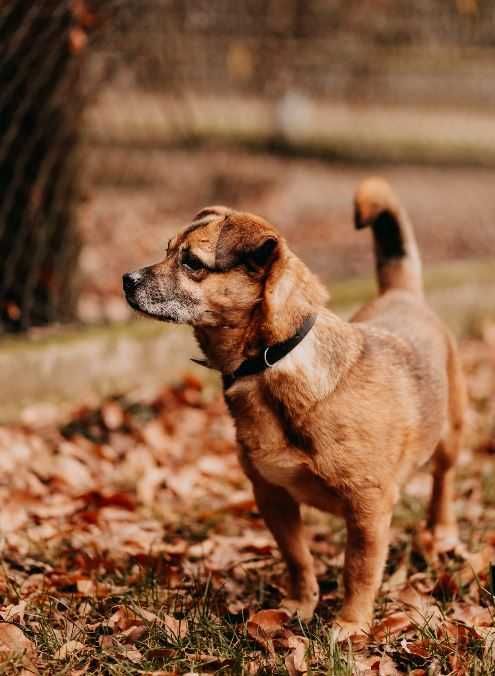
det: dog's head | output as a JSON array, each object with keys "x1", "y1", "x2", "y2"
[{"x1": 123, "y1": 207, "x2": 282, "y2": 328}]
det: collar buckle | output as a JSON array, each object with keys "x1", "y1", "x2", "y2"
[{"x1": 263, "y1": 347, "x2": 274, "y2": 368}]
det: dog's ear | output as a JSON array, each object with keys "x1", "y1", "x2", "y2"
[
  {"x1": 215, "y1": 217, "x2": 279, "y2": 273},
  {"x1": 192, "y1": 206, "x2": 233, "y2": 223},
  {"x1": 247, "y1": 236, "x2": 278, "y2": 269}
]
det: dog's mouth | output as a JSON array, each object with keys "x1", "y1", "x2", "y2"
[
  {"x1": 125, "y1": 292, "x2": 179, "y2": 324},
  {"x1": 124, "y1": 292, "x2": 141, "y2": 313}
]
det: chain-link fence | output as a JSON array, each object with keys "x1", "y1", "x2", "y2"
[{"x1": 1, "y1": 0, "x2": 495, "y2": 332}]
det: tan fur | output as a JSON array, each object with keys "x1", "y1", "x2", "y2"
[{"x1": 124, "y1": 182, "x2": 466, "y2": 636}]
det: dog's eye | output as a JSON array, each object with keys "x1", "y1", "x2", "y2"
[{"x1": 181, "y1": 250, "x2": 205, "y2": 272}]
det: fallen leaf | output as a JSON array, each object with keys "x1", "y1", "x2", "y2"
[
  {"x1": 458, "y1": 546, "x2": 494, "y2": 585},
  {"x1": 77, "y1": 579, "x2": 95, "y2": 595},
  {"x1": 0, "y1": 601, "x2": 27, "y2": 624},
  {"x1": 0, "y1": 624, "x2": 37, "y2": 671},
  {"x1": 54, "y1": 640, "x2": 86, "y2": 660},
  {"x1": 373, "y1": 612, "x2": 413, "y2": 640},
  {"x1": 432, "y1": 572, "x2": 460, "y2": 600},
  {"x1": 124, "y1": 646, "x2": 143, "y2": 663},
  {"x1": 284, "y1": 635, "x2": 308, "y2": 675},
  {"x1": 378, "y1": 654, "x2": 400, "y2": 675},
  {"x1": 248, "y1": 609, "x2": 291, "y2": 636},
  {"x1": 395, "y1": 584, "x2": 442, "y2": 628},
  {"x1": 101, "y1": 401, "x2": 124, "y2": 430},
  {"x1": 439, "y1": 621, "x2": 481, "y2": 648},
  {"x1": 162, "y1": 613, "x2": 189, "y2": 640},
  {"x1": 404, "y1": 639, "x2": 431, "y2": 659},
  {"x1": 451, "y1": 602, "x2": 493, "y2": 627},
  {"x1": 353, "y1": 654, "x2": 381, "y2": 673},
  {"x1": 247, "y1": 608, "x2": 291, "y2": 652}
]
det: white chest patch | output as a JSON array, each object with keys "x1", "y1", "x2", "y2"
[{"x1": 269, "y1": 324, "x2": 331, "y2": 400}]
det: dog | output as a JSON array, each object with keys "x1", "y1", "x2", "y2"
[{"x1": 123, "y1": 178, "x2": 466, "y2": 637}]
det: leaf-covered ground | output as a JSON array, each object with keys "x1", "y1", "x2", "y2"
[{"x1": 0, "y1": 324, "x2": 494, "y2": 675}]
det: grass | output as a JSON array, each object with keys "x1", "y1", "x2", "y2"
[
  {"x1": 3, "y1": 554, "x2": 492, "y2": 675},
  {"x1": 1, "y1": 479, "x2": 493, "y2": 675}
]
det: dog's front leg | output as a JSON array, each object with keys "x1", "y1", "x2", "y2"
[
  {"x1": 337, "y1": 504, "x2": 393, "y2": 637},
  {"x1": 251, "y1": 477, "x2": 319, "y2": 621}
]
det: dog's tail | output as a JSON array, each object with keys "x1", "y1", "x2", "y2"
[{"x1": 354, "y1": 177, "x2": 423, "y2": 295}]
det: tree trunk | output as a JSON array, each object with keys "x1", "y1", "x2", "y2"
[{"x1": 0, "y1": 0, "x2": 83, "y2": 331}]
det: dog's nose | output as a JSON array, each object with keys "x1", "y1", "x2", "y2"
[{"x1": 122, "y1": 271, "x2": 142, "y2": 294}]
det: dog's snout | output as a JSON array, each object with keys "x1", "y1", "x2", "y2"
[{"x1": 123, "y1": 270, "x2": 143, "y2": 294}]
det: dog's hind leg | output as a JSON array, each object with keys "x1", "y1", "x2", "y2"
[
  {"x1": 427, "y1": 437, "x2": 460, "y2": 550},
  {"x1": 427, "y1": 342, "x2": 466, "y2": 550},
  {"x1": 251, "y1": 477, "x2": 319, "y2": 622}
]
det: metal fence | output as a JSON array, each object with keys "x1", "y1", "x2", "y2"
[{"x1": 1, "y1": 0, "x2": 495, "y2": 332}]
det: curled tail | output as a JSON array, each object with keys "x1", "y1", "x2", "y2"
[{"x1": 354, "y1": 177, "x2": 423, "y2": 295}]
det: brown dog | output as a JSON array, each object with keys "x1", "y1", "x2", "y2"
[{"x1": 123, "y1": 178, "x2": 466, "y2": 636}]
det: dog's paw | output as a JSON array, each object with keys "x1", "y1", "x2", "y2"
[
  {"x1": 414, "y1": 520, "x2": 461, "y2": 562},
  {"x1": 331, "y1": 617, "x2": 369, "y2": 643},
  {"x1": 279, "y1": 596, "x2": 318, "y2": 623},
  {"x1": 432, "y1": 523, "x2": 460, "y2": 553}
]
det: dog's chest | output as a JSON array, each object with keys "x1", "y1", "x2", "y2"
[
  {"x1": 226, "y1": 381, "x2": 309, "y2": 478},
  {"x1": 225, "y1": 381, "x2": 345, "y2": 514}
]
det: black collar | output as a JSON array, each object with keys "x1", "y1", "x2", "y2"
[{"x1": 221, "y1": 314, "x2": 317, "y2": 390}]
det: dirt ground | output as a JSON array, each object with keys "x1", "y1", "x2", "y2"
[{"x1": 79, "y1": 147, "x2": 495, "y2": 322}]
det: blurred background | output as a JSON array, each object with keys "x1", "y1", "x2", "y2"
[{"x1": 0, "y1": 0, "x2": 494, "y2": 417}]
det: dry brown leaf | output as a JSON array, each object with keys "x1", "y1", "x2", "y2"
[
  {"x1": 247, "y1": 608, "x2": 291, "y2": 652},
  {"x1": 140, "y1": 420, "x2": 172, "y2": 451},
  {"x1": 54, "y1": 456, "x2": 93, "y2": 493},
  {"x1": 0, "y1": 623, "x2": 37, "y2": 672},
  {"x1": 432, "y1": 572, "x2": 460, "y2": 600},
  {"x1": 353, "y1": 654, "x2": 381, "y2": 673},
  {"x1": 395, "y1": 584, "x2": 442, "y2": 628},
  {"x1": 76, "y1": 579, "x2": 95, "y2": 595},
  {"x1": 119, "y1": 625, "x2": 147, "y2": 642},
  {"x1": 378, "y1": 654, "x2": 400, "y2": 675},
  {"x1": 451, "y1": 602, "x2": 493, "y2": 627},
  {"x1": 404, "y1": 639, "x2": 431, "y2": 658},
  {"x1": 147, "y1": 648, "x2": 177, "y2": 659},
  {"x1": 439, "y1": 620, "x2": 482, "y2": 647},
  {"x1": 284, "y1": 635, "x2": 308, "y2": 675},
  {"x1": 107, "y1": 606, "x2": 142, "y2": 632},
  {"x1": 0, "y1": 623, "x2": 34, "y2": 654},
  {"x1": 70, "y1": 664, "x2": 91, "y2": 676},
  {"x1": 162, "y1": 614, "x2": 188, "y2": 639},
  {"x1": 384, "y1": 564, "x2": 408, "y2": 590},
  {"x1": 373, "y1": 612, "x2": 413, "y2": 640},
  {"x1": 0, "y1": 601, "x2": 27, "y2": 624},
  {"x1": 124, "y1": 646, "x2": 143, "y2": 663},
  {"x1": 101, "y1": 401, "x2": 125, "y2": 430},
  {"x1": 54, "y1": 640, "x2": 86, "y2": 660},
  {"x1": 248, "y1": 609, "x2": 291, "y2": 636},
  {"x1": 458, "y1": 546, "x2": 494, "y2": 585},
  {"x1": 448, "y1": 652, "x2": 470, "y2": 676}
]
